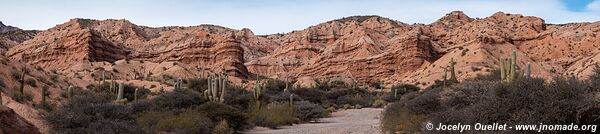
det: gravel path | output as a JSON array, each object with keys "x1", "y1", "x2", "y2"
[{"x1": 244, "y1": 108, "x2": 383, "y2": 134}]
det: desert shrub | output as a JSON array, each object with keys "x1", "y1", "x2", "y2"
[
  {"x1": 327, "y1": 79, "x2": 347, "y2": 88},
  {"x1": 293, "y1": 101, "x2": 326, "y2": 122},
  {"x1": 11, "y1": 92, "x2": 31, "y2": 102},
  {"x1": 50, "y1": 74, "x2": 59, "y2": 82},
  {"x1": 196, "y1": 102, "x2": 249, "y2": 131},
  {"x1": 130, "y1": 88, "x2": 203, "y2": 113},
  {"x1": 137, "y1": 110, "x2": 212, "y2": 134},
  {"x1": 290, "y1": 88, "x2": 326, "y2": 103},
  {"x1": 381, "y1": 102, "x2": 425, "y2": 134},
  {"x1": 405, "y1": 86, "x2": 443, "y2": 114},
  {"x1": 589, "y1": 65, "x2": 600, "y2": 91},
  {"x1": 11, "y1": 70, "x2": 21, "y2": 80},
  {"x1": 370, "y1": 80, "x2": 383, "y2": 89},
  {"x1": 45, "y1": 91, "x2": 144, "y2": 134},
  {"x1": 383, "y1": 72, "x2": 600, "y2": 133},
  {"x1": 25, "y1": 78, "x2": 37, "y2": 87},
  {"x1": 213, "y1": 120, "x2": 234, "y2": 134},
  {"x1": 186, "y1": 77, "x2": 208, "y2": 92},
  {"x1": 335, "y1": 94, "x2": 372, "y2": 107},
  {"x1": 325, "y1": 87, "x2": 373, "y2": 107},
  {"x1": 224, "y1": 88, "x2": 254, "y2": 111},
  {"x1": 384, "y1": 83, "x2": 419, "y2": 102},
  {"x1": 249, "y1": 102, "x2": 298, "y2": 128},
  {"x1": 263, "y1": 79, "x2": 287, "y2": 95}
]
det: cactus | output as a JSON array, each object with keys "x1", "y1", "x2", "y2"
[
  {"x1": 524, "y1": 62, "x2": 531, "y2": 78},
  {"x1": 394, "y1": 88, "x2": 398, "y2": 98},
  {"x1": 499, "y1": 50, "x2": 518, "y2": 83},
  {"x1": 1, "y1": 92, "x2": 3, "y2": 105},
  {"x1": 449, "y1": 58, "x2": 458, "y2": 82},
  {"x1": 20, "y1": 67, "x2": 26, "y2": 94},
  {"x1": 110, "y1": 79, "x2": 117, "y2": 94},
  {"x1": 117, "y1": 83, "x2": 124, "y2": 101},
  {"x1": 41, "y1": 86, "x2": 47, "y2": 105},
  {"x1": 252, "y1": 75, "x2": 263, "y2": 108},
  {"x1": 159, "y1": 86, "x2": 165, "y2": 93},
  {"x1": 174, "y1": 78, "x2": 183, "y2": 90},
  {"x1": 102, "y1": 71, "x2": 106, "y2": 84},
  {"x1": 134, "y1": 88, "x2": 139, "y2": 101},
  {"x1": 351, "y1": 79, "x2": 357, "y2": 89},
  {"x1": 68, "y1": 85, "x2": 74, "y2": 99},
  {"x1": 203, "y1": 73, "x2": 227, "y2": 103},
  {"x1": 289, "y1": 94, "x2": 294, "y2": 106},
  {"x1": 284, "y1": 78, "x2": 289, "y2": 92},
  {"x1": 510, "y1": 50, "x2": 517, "y2": 81}
]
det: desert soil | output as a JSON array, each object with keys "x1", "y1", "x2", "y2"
[{"x1": 244, "y1": 108, "x2": 384, "y2": 134}]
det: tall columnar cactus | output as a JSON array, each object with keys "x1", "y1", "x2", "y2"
[
  {"x1": 68, "y1": 85, "x2": 74, "y2": 99},
  {"x1": 110, "y1": 79, "x2": 117, "y2": 94},
  {"x1": 134, "y1": 88, "x2": 139, "y2": 101},
  {"x1": 499, "y1": 50, "x2": 518, "y2": 83},
  {"x1": 41, "y1": 86, "x2": 47, "y2": 105},
  {"x1": 1, "y1": 92, "x2": 3, "y2": 105},
  {"x1": 117, "y1": 83, "x2": 124, "y2": 101},
  {"x1": 174, "y1": 79, "x2": 183, "y2": 90},
  {"x1": 20, "y1": 67, "x2": 26, "y2": 94},
  {"x1": 449, "y1": 58, "x2": 458, "y2": 82},
  {"x1": 510, "y1": 50, "x2": 517, "y2": 81},
  {"x1": 289, "y1": 94, "x2": 293, "y2": 106},
  {"x1": 525, "y1": 62, "x2": 531, "y2": 78},
  {"x1": 203, "y1": 73, "x2": 227, "y2": 103},
  {"x1": 284, "y1": 77, "x2": 289, "y2": 92},
  {"x1": 102, "y1": 71, "x2": 106, "y2": 84},
  {"x1": 252, "y1": 75, "x2": 263, "y2": 108},
  {"x1": 351, "y1": 79, "x2": 357, "y2": 89},
  {"x1": 394, "y1": 87, "x2": 398, "y2": 98}
]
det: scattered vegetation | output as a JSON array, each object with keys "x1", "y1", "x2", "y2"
[{"x1": 381, "y1": 66, "x2": 600, "y2": 133}]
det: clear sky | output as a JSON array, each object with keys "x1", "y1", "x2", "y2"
[{"x1": 1, "y1": 0, "x2": 599, "y2": 35}]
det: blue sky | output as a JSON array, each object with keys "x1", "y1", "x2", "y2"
[{"x1": 1, "y1": 0, "x2": 600, "y2": 35}]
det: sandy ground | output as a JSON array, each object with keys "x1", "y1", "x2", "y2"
[{"x1": 244, "y1": 108, "x2": 384, "y2": 134}]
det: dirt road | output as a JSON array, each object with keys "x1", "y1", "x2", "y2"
[{"x1": 245, "y1": 108, "x2": 383, "y2": 134}]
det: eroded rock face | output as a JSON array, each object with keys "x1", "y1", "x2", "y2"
[
  {"x1": 0, "y1": 106, "x2": 41, "y2": 134},
  {"x1": 6, "y1": 11, "x2": 600, "y2": 88},
  {"x1": 0, "y1": 21, "x2": 38, "y2": 51},
  {"x1": 7, "y1": 19, "x2": 279, "y2": 78},
  {"x1": 248, "y1": 11, "x2": 600, "y2": 88}
]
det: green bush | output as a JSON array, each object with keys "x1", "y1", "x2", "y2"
[
  {"x1": 382, "y1": 69, "x2": 600, "y2": 133},
  {"x1": 290, "y1": 88, "x2": 326, "y2": 103},
  {"x1": 197, "y1": 102, "x2": 249, "y2": 131},
  {"x1": 130, "y1": 88, "x2": 203, "y2": 114},
  {"x1": 249, "y1": 102, "x2": 298, "y2": 128},
  {"x1": 213, "y1": 120, "x2": 234, "y2": 134},
  {"x1": 381, "y1": 102, "x2": 425, "y2": 133},
  {"x1": 45, "y1": 91, "x2": 144, "y2": 134},
  {"x1": 11, "y1": 92, "x2": 31, "y2": 102},
  {"x1": 25, "y1": 78, "x2": 37, "y2": 87},
  {"x1": 137, "y1": 110, "x2": 212, "y2": 134},
  {"x1": 384, "y1": 83, "x2": 419, "y2": 102},
  {"x1": 293, "y1": 101, "x2": 326, "y2": 122}
]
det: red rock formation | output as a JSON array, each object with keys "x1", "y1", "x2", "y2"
[
  {"x1": 0, "y1": 21, "x2": 38, "y2": 51},
  {"x1": 6, "y1": 11, "x2": 600, "y2": 88},
  {"x1": 0, "y1": 106, "x2": 41, "y2": 134}
]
